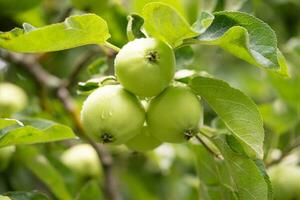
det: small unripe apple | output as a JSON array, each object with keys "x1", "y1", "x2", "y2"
[
  {"x1": 81, "y1": 85, "x2": 145, "y2": 144},
  {"x1": 125, "y1": 125, "x2": 162, "y2": 152},
  {"x1": 114, "y1": 38, "x2": 175, "y2": 97},
  {"x1": 268, "y1": 164, "x2": 300, "y2": 200},
  {"x1": 0, "y1": 83, "x2": 27, "y2": 117},
  {"x1": 147, "y1": 85, "x2": 203, "y2": 143},
  {"x1": 60, "y1": 144, "x2": 101, "y2": 178},
  {"x1": 0, "y1": 146, "x2": 16, "y2": 172}
]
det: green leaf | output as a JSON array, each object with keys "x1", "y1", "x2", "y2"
[
  {"x1": 142, "y1": 2, "x2": 198, "y2": 47},
  {"x1": 132, "y1": 0, "x2": 186, "y2": 18},
  {"x1": 0, "y1": 118, "x2": 76, "y2": 148},
  {"x1": 127, "y1": 14, "x2": 146, "y2": 41},
  {"x1": 190, "y1": 76, "x2": 264, "y2": 159},
  {"x1": 0, "y1": 191, "x2": 50, "y2": 200},
  {"x1": 174, "y1": 70, "x2": 213, "y2": 84},
  {"x1": 70, "y1": 0, "x2": 126, "y2": 46},
  {"x1": 78, "y1": 76, "x2": 117, "y2": 92},
  {"x1": 192, "y1": 11, "x2": 214, "y2": 34},
  {"x1": 213, "y1": 136, "x2": 272, "y2": 200},
  {"x1": 190, "y1": 11, "x2": 289, "y2": 76},
  {"x1": 191, "y1": 144, "x2": 238, "y2": 200},
  {"x1": 78, "y1": 82, "x2": 100, "y2": 92},
  {"x1": 0, "y1": 196, "x2": 10, "y2": 200},
  {"x1": 0, "y1": 118, "x2": 21, "y2": 129},
  {"x1": 224, "y1": 0, "x2": 254, "y2": 12},
  {"x1": 18, "y1": 146, "x2": 73, "y2": 200},
  {"x1": 254, "y1": 159, "x2": 273, "y2": 199},
  {"x1": 75, "y1": 180, "x2": 104, "y2": 200},
  {"x1": 180, "y1": 0, "x2": 201, "y2": 24},
  {"x1": 0, "y1": 14, "x2": 110, "y2": 53}
]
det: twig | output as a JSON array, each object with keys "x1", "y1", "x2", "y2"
[
  {"x1": 1, "y1": 52, "x2": 61, "y2": 88},
  {"x1": 54, "y1": 7, "x2": 73, "y2": 23},
  {"x1": 65, "y1": 49, "x2": 99, "y2": 88},
  {"x1": 195, "y1": 135, "x2": 222, "y2": 159},
  {"x1": 57, "y1": 87, "x2": 121, "y2": 200},
  {"x1": 64, "y1": 45, "x2": 119, "y2": 89},
  {"x1": 1, "y1": 51, "x2": 121, "y2": 200},
  {"x1": 266, "y1": 138, "x2": 300, "y2": 168}
]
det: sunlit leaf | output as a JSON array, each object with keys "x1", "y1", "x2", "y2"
[
  {"x1": 127, "y1": 14, "x2": 146, "y2": 41},
  {"x1": 190, "y1": 76, "x2": 264, "y2": 159},
  {"x1": 0, "y1": 118, "x2": 76, "y2": 148},
  {"x1": 192, "y1": 11, "x2": 214, "y2": 34},
  {"x1": 190, "y1": 11, "x2": 289, "y2": 76},
  {"x1": 213, "y1": 136, "x2": 272, "y2": 200},
  {"x1": 142, "y1": 2, "x2": 198, "y2": 47},
  {"x1": 192, "y1": 144, "x2": 238, "y2": 200},
  {"x1": 0, "y1": 14, "x2": 110, "y2": 53}
]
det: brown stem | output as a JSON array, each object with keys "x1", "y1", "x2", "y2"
[{"x1": 1, "y1": 51, "x2": 121, "y2": 200}]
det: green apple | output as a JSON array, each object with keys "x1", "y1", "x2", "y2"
[
  {"x1": 114, "y1": 38, "x2": 175, "y2": 97},
  {"x1": 0, "y1": 83, "x2": 27, "y2": 117},
  {"x1": 268, "y1": 164, "x2": 300, "y2": 200},
  {"x1": 126, "y1": 125, "x2": 162, "y2": 152},
  {"x1": 60, "y1": 144, "x2": 101, "y2": 178},
  {"x1": 0, "y1": 146, "x2": 16, "y2": 172},
  {"x1": 147, "y1": 84, "x2": 203, "y2": 143},
  {"x1": 81, "y1": 85, "x2": 145, "y2": 144}
]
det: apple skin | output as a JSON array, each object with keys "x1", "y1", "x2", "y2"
[
  {"x1": 114, "y1": 38, "x2": 175, "y2": 97},
  {"x1": 125, "y1": 125, "x2": 162, "y2": 152},
  {"x1": 0, "y1": 83, "x2": 27, "y2": 117},
  {"x1": 60, "y1": 144, "x2": 101, "y2": 178},
  {"x1": 268, "y1": 164, "x2": 300, "y2": 200},
  {"x1": 147, "y1": 84, "x2": 203, "y2": 143},
  {"x1": 81, "y1": 85, "x2": 145, "y2": 144},
  {"x1": 0, "y1": 146, "x2": 16, "y2": 172}
]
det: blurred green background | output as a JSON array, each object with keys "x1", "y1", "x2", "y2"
[{"x1": 1, "y1": 0, "x2": 300, "y2": 199}]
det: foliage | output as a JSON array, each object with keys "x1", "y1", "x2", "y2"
[{"x1": 0, "y1": 0, "x2": 300, "y2": 200}]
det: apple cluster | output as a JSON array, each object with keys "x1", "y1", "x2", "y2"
[{"x1": 81, "y1": 38, "x2": 203, "y2": 152}]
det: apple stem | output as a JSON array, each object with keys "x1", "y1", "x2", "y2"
[{"x1": 105, "y1": 42, "x2": 121, "y2": 52}]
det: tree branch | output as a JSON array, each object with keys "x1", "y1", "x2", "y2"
[
  {"x1": 1, "y1": 52, "x2": 61, "y2": 88},
  {"x1": 1, "y1": 51, "x2": 121, "y2": 200},
  {"x1": 57, "y1": 87, "x2": 121, "y2": 200},
  {"x1": 266, "y1": 138, "x2": 300, "y2": 168},
  {"x1": 65, "y1": 49, "x2": 99, "y2": 88}
]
